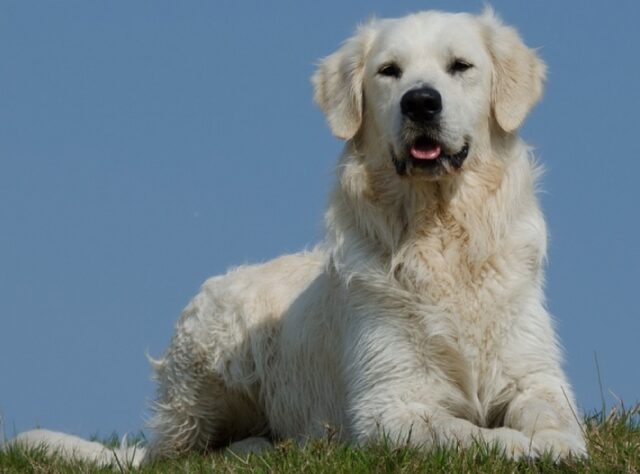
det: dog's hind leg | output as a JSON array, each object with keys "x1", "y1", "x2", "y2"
[
  {"x1": 145, "y1": 323, "x2": 268, "y2": 461},
  {"x1": 146, "y1": 373, "x2": 267, "y2": 461}
]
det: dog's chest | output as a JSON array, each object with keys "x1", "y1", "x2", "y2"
[
  {"x1": 401, "y1": 229, "x2": 528, "y2": 331},
  {"x1": 398, "y1": 233, "x2": 532, "y2": 424},
  {"x1": 424, "y1": 254, "x2": 512, "y2": 364}
]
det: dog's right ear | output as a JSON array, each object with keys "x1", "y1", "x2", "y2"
[{"x1": 312, "y1": 23, "x2": 377, "y2": 140}]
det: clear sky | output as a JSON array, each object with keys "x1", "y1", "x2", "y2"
[{"x1": 1, "y1": 1, "x2": 639, "y2": 440}]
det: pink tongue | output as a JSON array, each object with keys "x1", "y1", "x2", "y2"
[{"x1": 411, "y1": 143, "x2": 441, "y2": 160}]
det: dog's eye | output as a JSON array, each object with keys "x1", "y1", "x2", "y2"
[
  {"x1": 449, "y1": 59, "x2": 473, "y2": 74},
  {"x1": 377, "y1": 63, "x2": 402, "y2": 78}
]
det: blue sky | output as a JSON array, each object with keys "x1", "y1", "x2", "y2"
[{"x1": 1, "y1": 1, "x2": 638, "y2": 439}]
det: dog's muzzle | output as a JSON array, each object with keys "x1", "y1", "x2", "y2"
[{"x1": 392, "y1": 86, "x2": 469, "y2": 177}]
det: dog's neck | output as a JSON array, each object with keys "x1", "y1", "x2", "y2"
[{"x1": 325, "y1": 131, "x2": 540, "y2": 277}]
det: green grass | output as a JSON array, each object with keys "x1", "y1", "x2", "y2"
[{"x1": 1, "y1": 406, "x2": 638, "y2": 473}]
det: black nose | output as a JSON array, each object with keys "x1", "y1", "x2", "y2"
[{"x1": 400, "y1": 87, "x2": 442, "y2": 122}]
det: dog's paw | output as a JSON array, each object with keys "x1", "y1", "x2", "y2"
[
  {"x1": 531, "y1": 429, "x2": 587, "y2": 460},
  {"x1": 485, "y1": 427, "x2": 534, "y2": 460},
  {"x1": 227, "y1": 437, "x2": 272, "y2": 457}
]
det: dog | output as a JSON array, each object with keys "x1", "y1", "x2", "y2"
[{"x1": 9, "y1": 9, "x2": 587, "y2": 466}]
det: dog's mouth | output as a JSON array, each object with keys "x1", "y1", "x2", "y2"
[
  {"x1": 391, "y1": 136, "x2": 470, "y2": 177},
  {"x1": 410, "y1": 136, "x2": 443, "y2": 161}
]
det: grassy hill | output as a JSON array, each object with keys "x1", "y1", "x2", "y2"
[{"x1": 1, "y1": 406, "x2": 638, "y2": 473}]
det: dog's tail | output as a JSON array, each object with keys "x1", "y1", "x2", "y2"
[{"x1": 6, "y1": 429, "x2": 147, "y2": 468}]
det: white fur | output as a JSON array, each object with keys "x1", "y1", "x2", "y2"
[
  {"x1": 9, "y1": 9, "x2": 586, "y2": 466},
  {"x1": 8, "y1": 429, "x2": 146, "y2": 467}
]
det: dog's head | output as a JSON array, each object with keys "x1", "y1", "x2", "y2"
[{"x1": 313, "y1": 10, "x2": 546, "y2": 180}]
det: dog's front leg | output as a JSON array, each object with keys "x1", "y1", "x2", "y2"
[
  {"x1": 341, "y1": 308, "x2": 537, "y2": 459},
  {"x1": 503, "y1": 374, "x2": 587, "y2": 459},
  {"x1": 347, "y1": 394, "x2": 535, "y2": 459}
]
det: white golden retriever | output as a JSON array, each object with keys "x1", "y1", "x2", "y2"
[{"x1": 10, "y1": 9, "x2": 587, "y2": 466}]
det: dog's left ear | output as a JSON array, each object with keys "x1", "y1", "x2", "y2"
[
  {"x1": 312, "y1": 22, "x2": 377, "y2": 140},
  {"x1": 481, "y1": 9, "x2": 547, "y2": 133}
]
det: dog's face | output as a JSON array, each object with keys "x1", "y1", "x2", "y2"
[
  {"x1": 313, "y1": 10, "x2": 546, "y2": 180},
  {"x1": 364, "y1": 14, "x2": 492, "y2": 178}
]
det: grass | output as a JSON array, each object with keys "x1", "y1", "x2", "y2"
[{"x1": 1, "y1": 405, "x2": 638, "y2": 473}]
